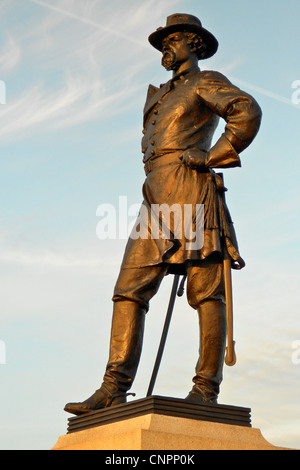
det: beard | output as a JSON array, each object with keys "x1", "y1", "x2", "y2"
[{"x1": 161, "y1": 49, "x2": 177, "y2": 71}]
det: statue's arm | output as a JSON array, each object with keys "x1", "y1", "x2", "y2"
[{"x1": 196, "y1": 71, "x2": 262, "y2": 169}]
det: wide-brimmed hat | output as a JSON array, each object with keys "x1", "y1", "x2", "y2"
[{"x1": 148, "y1": 13, "x2": 218, "y2": 60}]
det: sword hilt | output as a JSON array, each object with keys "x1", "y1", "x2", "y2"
[{"x1": 225, "y1": 341, "x2": 236, "y2": 366}]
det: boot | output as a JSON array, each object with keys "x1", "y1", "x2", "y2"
[
  {"x1": 185, "y1": 299, "x2": 226, "y2": 405},
  {"x1": 64, "y1": 300, "x2": 146, "y2": 415}
]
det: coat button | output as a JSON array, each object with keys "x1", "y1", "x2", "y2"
[
  {"x1": 154, "y1": 109, "x2": 158, "y2": 115},
  {"x1": 152, "y1": 120, "x2": 156, "y2": 125}
]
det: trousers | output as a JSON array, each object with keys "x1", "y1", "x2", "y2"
[
  {"x1": 101, "y1": 254, "x2": 226, "y2": 402},
  {"x1": 112, "y1": 253, "x2": 225, "y2": 311}
]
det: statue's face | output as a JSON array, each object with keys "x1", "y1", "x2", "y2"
[{"x1": 161, "y1": 31, "x2": 193, "y2": 71}]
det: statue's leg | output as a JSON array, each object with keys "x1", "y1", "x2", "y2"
[
  {"x1": 186, "y1": 299, "x2": 226, "y2": 404},
  {"x1": 185, "y1": 255, "x2": 226, "y2": 404},
  {"x1": 64, "y1": 264, "x2": 167, "y2": 415},
  {"x1": 101, "y1": 299, "x2": 146, "y2": 397}
]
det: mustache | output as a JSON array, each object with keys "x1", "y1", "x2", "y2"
[{"x1": 161, "y1": 49, "x2": 177, "y2": 71}]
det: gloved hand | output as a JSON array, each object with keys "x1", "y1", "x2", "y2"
[{"x1": 180, "y1": 148, "x2": 207, "y2": 169}]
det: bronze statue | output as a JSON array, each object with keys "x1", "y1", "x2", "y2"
[{"x1": 64, "y1": 13, "x2": 262, "y2": 415}]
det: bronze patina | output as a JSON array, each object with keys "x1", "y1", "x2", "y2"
[{"x1": 65, "y1": 13, "x2": 262, "y2": 415}]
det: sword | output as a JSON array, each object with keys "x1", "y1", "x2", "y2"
[
  {"x1": 224, "y1": 248, "x2": 237, "y2": 366},
  {"x1": 215, "y1": 171, "x2": 237, "y2": 367}
]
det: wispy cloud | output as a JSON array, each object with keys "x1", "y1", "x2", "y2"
[
  {"x1": 27, "y1": 0, "x2": 147, "y2": 47},
  {"x1": 0, "y1": 72, "x2": 142, "y2": 137},
  {"x1": 0, "y1": 0, "x2": 182, "y2": 139},
  {"x1": 0, "y1": 36, "x2": 21, "y2": 72}
]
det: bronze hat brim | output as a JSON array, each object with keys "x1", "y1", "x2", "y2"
[{"x1": 148, "y1": 23, "x2": 218, "y2": 60}]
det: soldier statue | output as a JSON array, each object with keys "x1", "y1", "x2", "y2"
[{"x1": 65, "y1": 13, "x2": 262, "y2": 415}]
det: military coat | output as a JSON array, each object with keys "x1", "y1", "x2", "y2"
[{"x1": 120, "y1": 66, "x2": 262, "y2": 274}]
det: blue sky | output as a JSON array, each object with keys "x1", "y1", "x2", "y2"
[{"x1": 0, "y1": 0, "x2": 299, "y2": 450}]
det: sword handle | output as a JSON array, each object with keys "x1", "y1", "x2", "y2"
[{"x1": 225, "y1": 341, "x2": 236, "y2": 366}]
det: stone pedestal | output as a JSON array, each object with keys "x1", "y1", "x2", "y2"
[{"x1": 53, "y1": 396, "x2": 290, "y2": 450}]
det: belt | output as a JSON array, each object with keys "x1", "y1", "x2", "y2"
[{"x1": 144, "y1": 153, "x2": 182, "y2": 176}]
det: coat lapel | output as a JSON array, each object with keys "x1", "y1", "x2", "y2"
[{"x1": 143, "y1": 81, "x2": 172, "y2": 126}]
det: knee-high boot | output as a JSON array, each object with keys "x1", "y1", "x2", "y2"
[
  {"x1": 185, "y1": 299, "x2": 226, "y2": 404},
  {"x1": 64, "y1": 300, "x2": 146, "y2": 415},
  {"x1": 103, "y1": 299, "x2": 146, "y2": 392}
]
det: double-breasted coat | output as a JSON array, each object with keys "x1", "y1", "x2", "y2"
[{"x1": 119, "y1": 66, "x2": 262, "y2": 275}]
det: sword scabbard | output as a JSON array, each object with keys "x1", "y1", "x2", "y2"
[{"x1": 224, "y1": 254, "x2": 237, "y2": 366}]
